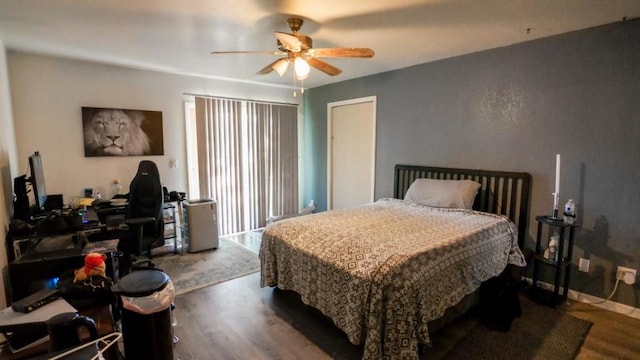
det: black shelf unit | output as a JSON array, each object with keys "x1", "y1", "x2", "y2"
[
  {"x1": 164, "y1": 203, "x2": 177, "y2": 252},
  {"x1": 154, "y1": 202, "x2": 181, "y2": 256},
  {"x1": 530, "y1": 215, "x2": 578, "y2": 307}
]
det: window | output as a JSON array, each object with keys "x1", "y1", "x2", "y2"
[
  {"x1": 184, "y1": 101, "x2": 199, "y2": 200},
  {"x1": 185, "y1": 97, "x2": 298, "y2": 235}
]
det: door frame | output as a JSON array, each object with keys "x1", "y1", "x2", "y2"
[{"x1": 327, "y1": 96, "x2": 377, "y2": 210}]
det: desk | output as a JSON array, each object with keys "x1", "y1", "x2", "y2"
[
  {"x1": 8, "y1": 250, "x2": 85, "y2": 303},
  {"x1": 7, "y1": 219, "x2": 119, "y2": 304},
  {"x1": 9, "y1": 221, "x2": 103, "y2": 263},
  {"x1": 6, "y1": 202, "x2": 180, "y2": 302},
  {"x1": 0, "y1": 301, "x2": 116, "y2": 360},
  {"x1": 0, "y1": 299, "x2": 77, "y2": 359},
  {"x1": 93, "y1": 203, "x2": 126, "y2": 227},
  {"x1": 8, "y1": 245, "x2": 119, "y2": 305},
  {"x1": 0, "y1": 299, "x2": 76, "y2": 333}
]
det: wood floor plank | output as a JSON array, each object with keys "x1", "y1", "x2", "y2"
[
  {"x1": 169, "y1": 234, "x2": 640, "y2": 360},
  {"x1": 173, "y1": 273, "x2": 333, "y2": 360},
  {"x1": 566, "y1": 301, "x2": 640, "y2": 360}
]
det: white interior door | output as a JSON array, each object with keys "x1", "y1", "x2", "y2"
[{"x1": 328, "y1": 96, "x2": 376, "y2": 210}]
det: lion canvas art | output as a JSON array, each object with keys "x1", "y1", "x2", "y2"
[{"x1": 82, "y1": 107, "x2": 164, "y2": 157}]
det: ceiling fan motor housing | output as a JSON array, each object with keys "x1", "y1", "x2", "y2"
[
  {"x1": 287, "y1": 17, "x2": 303, "y2": 32},
  {"x1": 277, "y1": 34, "x2": 312, "y2": 53}
]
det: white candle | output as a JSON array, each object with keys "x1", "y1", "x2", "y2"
[{"x1": 555, "y1": 154, "x2": 561, "y2": 196}]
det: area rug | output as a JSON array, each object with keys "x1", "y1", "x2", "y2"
[
  {"x1": 442, "y1": 296, "x2": 592, "y2": 360},
  {"x1": 151, "y1": 237, "x2": 260, "y2": 295}
]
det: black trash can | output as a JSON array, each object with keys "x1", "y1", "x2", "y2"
[{"x1": 112, "y1": 269, "x2": 175, "y2": 360}]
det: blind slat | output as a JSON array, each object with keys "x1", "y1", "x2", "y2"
[{"x1": 194, "y1": 97, "x2": 298, "y2": 235}]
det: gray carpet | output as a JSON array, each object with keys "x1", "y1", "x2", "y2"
[
  {"x1": 152, "y1": 237, "x2": 260, "y2": 295},
  {"x1": 442, "y1": 296, "x2": 592, "y2": 360}
]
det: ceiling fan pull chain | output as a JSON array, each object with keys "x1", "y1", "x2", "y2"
[{"x1": 293, "y1": 71, "x2": 297, "y2": 97}]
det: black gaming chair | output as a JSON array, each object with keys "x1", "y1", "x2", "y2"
[{"x1": 118, "y1": 160, "x2": 165, "y2": 276}]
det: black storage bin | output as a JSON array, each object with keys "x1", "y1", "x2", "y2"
[{"x1": 112, "y1": 269, "x2": 174, "y2": 360}]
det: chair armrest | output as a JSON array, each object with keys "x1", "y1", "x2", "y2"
[{"x1": 123, "y1": 217, "x2": 156, "y2": 226}]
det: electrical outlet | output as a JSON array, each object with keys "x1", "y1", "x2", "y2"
[
  {"x1": 578, "y1": 258, "x2": 590, "y2": 272},
  {"x1": 617, "y1": 266, "x2": 637, "y2": 285}
]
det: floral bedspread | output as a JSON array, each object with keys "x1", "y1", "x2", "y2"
[{"x1": 260, "y1": 198, "x2": 525, "y2": 359}]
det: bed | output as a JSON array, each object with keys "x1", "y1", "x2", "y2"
[{"x1": 260, "y1": 164, "x2": 532, "y2": 359}]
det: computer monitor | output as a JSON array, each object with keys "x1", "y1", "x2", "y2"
[{"x1": 28, "y1": 151, "x2": 47, "y2": 213}]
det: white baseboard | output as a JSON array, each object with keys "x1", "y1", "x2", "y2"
[{"x1": 522, "y1": 277, "x2": 640, "y2": 320}]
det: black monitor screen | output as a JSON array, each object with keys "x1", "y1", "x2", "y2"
[{"x1": 28, "y1": 152, "x2": 47, "y2": 212}]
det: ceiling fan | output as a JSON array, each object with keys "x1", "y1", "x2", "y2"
[{"x1": 211, "y1": 17, "x2": 375, "y2": 79}]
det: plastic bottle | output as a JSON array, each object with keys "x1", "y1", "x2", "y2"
[
  {"x1": 547, "y1": 235, "x2": 558, "y2": 263},
  {"x1": 80, "y1": 206, "x2": 89, "y2": 224},
  {"x1": 563, "y1": 199, "x2": 576, "y2": 225},
  {"x1": 112, "y1": 178, "x2": 122, "y2": 199},
  {"x1": 91, "y1": 188, "x2": 101, "y2": 199}
]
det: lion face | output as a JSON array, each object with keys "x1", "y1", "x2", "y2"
[{"x1": 83, "y1": 109, "x2": 150, "y2": 156}]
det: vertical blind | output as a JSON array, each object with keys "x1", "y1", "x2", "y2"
[{"x1": 195, "y1": 97, "x2": 298, "y2": 235}]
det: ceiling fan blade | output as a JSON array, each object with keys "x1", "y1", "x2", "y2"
[
  {"x1": 257, "y1": 58, "x2": 289, "y2": 76},
  {"x1": 275, "y1": 31, "x2": 302, "y2": 52},
  {"x1": 306, "y1": 58, "x2": 342, "y2": 76},
  {"x1": 306, "y1": 48, "x2": 375, "y2": 58},
  {"x1": 211, "y1": 50, "x2": 284, "y2": 55}
]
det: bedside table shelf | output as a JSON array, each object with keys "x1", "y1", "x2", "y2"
[
  {"x1": 532, "y1": 253, "x2": 570, "y2": 267},
  {"x1": 530, "y1": 215, "x2": 578, "y2": 307}
]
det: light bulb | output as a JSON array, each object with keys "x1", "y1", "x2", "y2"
[
  {"x1": 273, "y1": 59, "x2": 289, "y2": 77},
  {"x1": 294, "y1": 57, "x2": 310, "y2": 80}
]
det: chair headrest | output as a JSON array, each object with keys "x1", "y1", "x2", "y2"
[{"x1": 137, "y1": 160, "x2": 159, "y2": 178}]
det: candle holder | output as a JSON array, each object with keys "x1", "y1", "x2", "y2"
[{"x1": 553, "y1": 153, "x2": 561, "y2": 219}]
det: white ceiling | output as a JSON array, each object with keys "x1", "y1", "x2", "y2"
[{"x1": 1, "y1": 0, "x2": 638, "y2": 90}]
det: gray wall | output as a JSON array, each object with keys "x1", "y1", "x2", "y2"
[
  {"x1": 2, "y1": 52, "x2": 298, "y2": 302},
  {"x1": 302, "y1": 19, "x2": 640, "y2": 306},
  {"x1": 7, "y1": 53, "x2": 297, "y2": 203},
  {"x1": 0, "y1": 39, "x2": 19, "y2": 307}
]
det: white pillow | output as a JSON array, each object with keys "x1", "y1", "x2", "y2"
[{"x1": 404, "y1": 178, "x2": 481, "y2": 209}]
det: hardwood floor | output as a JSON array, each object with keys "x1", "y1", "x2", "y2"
[
  {"x1": 566, "y1": 300, "x2": 640, "y2": 359},
  {"x1": 222, "y1": 230, "x2": 263, "y2": 253},
  {"x1": 173, "y1": 273, "x2": 343, "y2": 360},
  {"x1": 169, "y1": 233, "x2": 640, "y2": 360}
]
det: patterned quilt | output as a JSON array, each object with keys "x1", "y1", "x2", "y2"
[{"x1": 260, "y1": 198, "x2": 526, "y2": 359}]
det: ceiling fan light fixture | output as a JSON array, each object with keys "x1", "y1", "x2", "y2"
[
  {"x1": 294, "y1": 57, "x2": 310, "y2": 80},
  {"x1": 212, "y1": 17, "x2": 374, "y2": 97},
  {"x1": 273, "y1": 59, "x2": 289, "y2": 77}
]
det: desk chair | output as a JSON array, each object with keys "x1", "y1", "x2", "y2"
[{"x1": 115, "y1": 160, "x2": 165, "y2": 277}]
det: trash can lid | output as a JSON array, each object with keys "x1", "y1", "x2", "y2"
[{"x1": 112, "y1": 269, "x2": 170, "y2": 297}]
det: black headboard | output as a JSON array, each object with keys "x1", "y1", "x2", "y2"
[{"x1": 393, "y1": 164, "x2": 532, "y2": 248}]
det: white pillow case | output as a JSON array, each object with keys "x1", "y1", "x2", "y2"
[{"x1": 404, "y1": 178, "x2": 481, "y2": 209}]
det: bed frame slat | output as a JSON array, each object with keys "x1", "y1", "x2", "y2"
[{"x1": 393, "y1": 164, "x2": 532, "y2": 248}]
